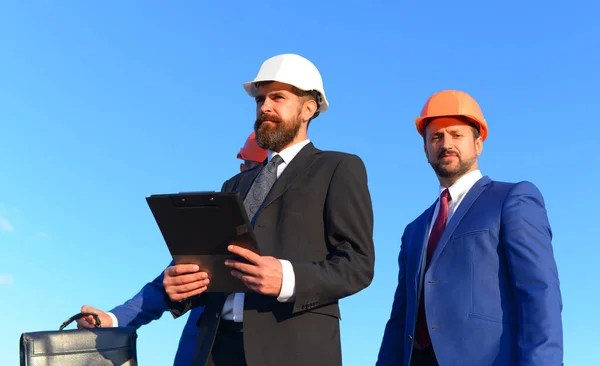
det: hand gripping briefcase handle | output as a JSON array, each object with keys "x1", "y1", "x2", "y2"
[
  {"x1": 20, "y1": 312, "x2": 137, "y2": 366},
  {"x1": 59, "y1": 311, "x2": 101, "y2": 330}
]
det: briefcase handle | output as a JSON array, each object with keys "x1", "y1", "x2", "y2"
[{"x1": 59, "y1": 312, "x2": 101, "y2": 331}]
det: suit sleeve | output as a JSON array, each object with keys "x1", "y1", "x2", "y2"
[
  {"x1": 110, "y1": 264, "x2": 172, "y2": 328},
  {"x1": 291, "y1": 154, "x2": 375, "y2": 313},
  {"x1": 501, "y1": 181, "x2": 563, "y2": 365},
  {"x1": 165, "y1": 180, "x2": 231, "y2": 318},
  {"x1": 376, "y1": 232, "x2": 408, "y2": 365}
]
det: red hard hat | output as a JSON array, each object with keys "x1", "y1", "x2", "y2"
[{"x1": 236, "y1": 131, "x2": 268, "y2": 163}]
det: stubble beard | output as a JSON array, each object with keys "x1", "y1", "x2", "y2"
[{"x1": 430, "y1": 154, "x2": 476, "y2": 180}]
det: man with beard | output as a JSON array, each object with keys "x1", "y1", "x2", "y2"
[
  {"x1": 376, "y1": 90, "x2": 563, "y2": 366},
  {"x1": 162, "y1": 54, "x2": 375, "y2": 366}
]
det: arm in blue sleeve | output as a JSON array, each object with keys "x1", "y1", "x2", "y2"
[
  {"x1": 376, "y1": 232, "x2": 407, "y2": 365},
  {"x1": 502, "y1": 182, "x2": 563, "y2": 365},
  {"x1": 109, "y1": 261, "x2": 174, "y2": 329}
]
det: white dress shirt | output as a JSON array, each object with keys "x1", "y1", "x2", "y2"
[
  {"x1": 107, "y1": 312, "x2": 119, "y2": 327},
  {"x1": 426, "y1": 169, "x2": 483, "y2": 239},
  {"x1": 221, "y1": 139, "x2": 311, "y2": 322}
]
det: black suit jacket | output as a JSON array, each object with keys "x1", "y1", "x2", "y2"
[{"x1": 167, "y1": 142, "x2": 375, "y2": 366}]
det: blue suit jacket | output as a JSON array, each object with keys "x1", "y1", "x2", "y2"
[
  {"x1": 110, "y1": 264, "x2": 204, "y2": 366},
  {"x1": 377, "y1": 177, "x2": 563, "y2": 366}
]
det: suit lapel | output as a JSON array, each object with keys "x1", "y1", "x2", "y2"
[
  {"x1": 261, "y1": 143, "x2": 318, "y2": 210},
  {"x1": 235, "y1": 160, "x2": 266, "y2": 200},
  {"x1": 410, "y1": 204, "x2": 436, "y2": 289},
  {"x1": 428, "y1": 176, "x2": 492, "y2": 267}
]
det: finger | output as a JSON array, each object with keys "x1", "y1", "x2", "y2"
[
  {"x1": 77, "y1": 322, "x2": 92, "y2": 329},
  {"x1": 239, "y1": 280, "x2": 261, "y2": 293},
  {"x1": 81, "y1": 305, "x2": 98, "y2": 314},
  {"x1": 167, "y1": 278, "x2": 210, "y2": 297},
  {"x1": 227, "y1": 245, "x2": 261, "y2": 264},
  {"x1": 246, "y1": 284, "x2": 261, "y2": 293},
  {"x1": 230, "y1": 270, "x2": 260, "y2": 286},
  {"x1": 83, "y1": 306, "x2": 106, "y2": 316},
  {"x1": 84, "y1": 315, "x2": 97, "y2": 325},
  {"x1": 164, "y1": 272, "x2": 209, "y2": 287},
  {"x1": 166, "y1": 264, "x2": 200, "y2": 277},
  {"x1": 181, "y1": 285, "x2": 208, "y2": 299},
  {"x1": 168, "y1": 283, "x2": 209, "y2": 302},
  {"x1": 176, "y1": 278, "x2": 210, "y2": 294},
  {"x1": 79, "y1": 315, "x2": 95, "y2": 323},
  {"x1": 224, "y1": 260, "x2": 259, "y2": 276},
  {"x1": 76, "y1": 318, "x2": 95, "y2": 329}
]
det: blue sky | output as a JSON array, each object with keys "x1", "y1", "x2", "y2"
[{"x1": 1, "y1": 1, "x2": 598, "y2": 365}]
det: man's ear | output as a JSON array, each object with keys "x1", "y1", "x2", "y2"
[
  {"x1": 475, "y1": 138, "x2": 483, "y2": 157},
  {"x1": 239, "y1": 163, "x2": 247, "y2": 172},
  {"x1": 302, "y1": 99, "x2": 318, "y2": 122}
]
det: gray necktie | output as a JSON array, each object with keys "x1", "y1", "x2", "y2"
[
  {"x1": 243, "y1": 154, "x2": 284, "y2": 225},
  {"x1": 219, "y1": 155, "x2": 284, "y2": 316}
]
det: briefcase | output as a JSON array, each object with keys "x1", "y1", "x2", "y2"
[{"x1": 20, "y1": 312, "x2": 138, "y2": 366}]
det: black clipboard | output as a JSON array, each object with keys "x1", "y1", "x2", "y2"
[{"x1": 146, "y1": 191, "x2": 259, "y2": 293}]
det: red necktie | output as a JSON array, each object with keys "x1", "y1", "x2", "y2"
[{"x1": 415, "y1": 188, "x2": 451, "y2": 349}]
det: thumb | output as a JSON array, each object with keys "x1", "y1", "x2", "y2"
[
  {"x1": 81, "y1": 305, "x2": 98, "y2": 314},
  {"x1": 80, "y1": 305, "x2": 112, "y2": 327}
]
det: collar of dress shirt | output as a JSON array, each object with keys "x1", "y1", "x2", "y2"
[
  {"x1": 439, "y1": 169, "x2": 484, "y2": 202},
  {"x1": 268, "y1": 139, "x2": 311, "y2": 165}
]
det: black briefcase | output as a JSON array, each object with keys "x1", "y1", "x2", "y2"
[{"x1": 20, "y1": 312, "x2": 138, "y2": 366}]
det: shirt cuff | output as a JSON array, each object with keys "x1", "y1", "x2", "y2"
[
  {"x1": 106, "y1": 312, "x2": 119, "y2": 327},
  {"x1": 277, "y1": 259, "x2": 296, "y2": 302}
]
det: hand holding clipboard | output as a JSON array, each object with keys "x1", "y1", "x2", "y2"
[{"x1": 147, "y1": 191, "x2": 282, "y2": 297}]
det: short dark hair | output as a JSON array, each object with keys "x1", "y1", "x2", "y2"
[{"x1": 422, "y1": 117, "x2": 481, "y2": 142}]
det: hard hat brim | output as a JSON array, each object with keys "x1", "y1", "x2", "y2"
[
  {"x1": 415, "y1": 114, "x2": 488, "y2": 141},
  {"x1": 242, "y1": 80, "x2": 329, "y2": 113},
  {"x1": 243, "y1": 81, "x2": 259, "y2": 97}
]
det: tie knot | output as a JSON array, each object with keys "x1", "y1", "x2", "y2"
[
  {"x1": 270, "y1": 154, "x2": 284, "y2": 166},
  {"x1": 441, "y1": 188, "x2": 451, "y2": 202}
]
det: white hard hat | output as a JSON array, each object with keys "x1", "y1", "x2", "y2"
[{"x1": 243, "y1": 53, "x2": 329, "y2": 113}]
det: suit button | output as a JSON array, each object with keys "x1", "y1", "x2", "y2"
[{"x1": 408, "y1": 335, "x2": 413, "y2": 340}]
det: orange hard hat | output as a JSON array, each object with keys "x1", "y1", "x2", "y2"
[
  {"x1": 236, "y1": 131, "x2": 268, "y2": 163},
  {"x1": 415, "y1": 90, "x2": 488, "y2": 141}
]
